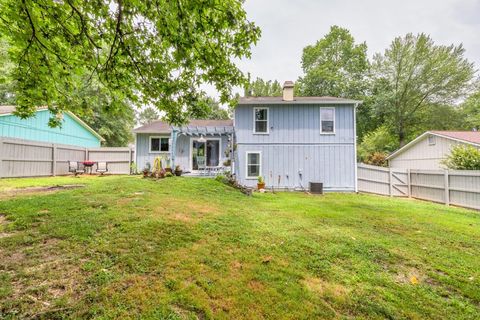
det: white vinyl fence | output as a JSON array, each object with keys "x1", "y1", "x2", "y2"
[
  {"x1": 0, "y1": 137, "x2": 134, "y2": 178},
  {"x1": 358, "y1": 163, "x2": 480, "y2": 210}
]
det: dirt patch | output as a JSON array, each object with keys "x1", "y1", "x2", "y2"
[
  {"x1": 0, "y1": 185, "x2": 85, "y2": 199},
  {"x1": 394, "y1": 267, "x2": 424, "y2": 285},
  {"x1": 302, "y1": 277, "x2": 349, "y2": 298},
  {"x1": 248, "y1": 280, "x2": 265, "y2": 291}
]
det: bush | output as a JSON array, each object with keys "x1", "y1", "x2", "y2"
[
  {"x1": 165, "y1": 172, "x2": 174, "y2": 178},
  {"x1": 364, "y1": 152, "x2": 388, "y2": 167},
  {"x1": 358, "y1": 126, "x2": 398, "y2": 162},
  {"x1": 442, "y1": 145, "x2": 480, "y2": 170}
]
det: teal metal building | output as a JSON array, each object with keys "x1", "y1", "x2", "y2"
[{"x1": 0, "y1": 106, "x2": 103, "y2": 147}]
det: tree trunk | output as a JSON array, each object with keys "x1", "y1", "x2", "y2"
[{"x1": 398, "y1": 129, "x2": 406, "y2": 147}]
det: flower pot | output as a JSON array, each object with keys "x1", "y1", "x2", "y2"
[
  {"x1": 174, "y1": 170, "x2": 183, "y2": 176},
  {"x1": 257, "y1": 182, "x2": 265, "y2": 190},
  {"x1": 165, "y1": 168, "x2": 173, "y2": 173},
  {"x1": 143, "y1": 171, "x2": 149, "y2": 178}
]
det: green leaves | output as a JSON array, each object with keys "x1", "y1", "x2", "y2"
[
  {"x1": 371, "y1": 33, "x2": 476, "y2": 145},
  {"x1": 443, "y1": 145, "x2": 480, "y2": 170},
  {"x1": 296, "y1": 26, "x2": 369, "y2": 98},
  {"x1": 0, "y1": 0, "x2": 260, "y2": 126},
  {"x1": 244, "y1": 78, "x2": 282, "y2": 97}
]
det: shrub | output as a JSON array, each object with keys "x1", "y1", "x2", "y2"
[
  {"x1": 165, "y1": 172, "x2": 174, "y2": 178},
  {"x1": 364, "y1": 152, "x2": 388, "y2": 167},
  {"x1": 442, "y1": 145, "x2": 480, "y2": 170},
  {"x1": 358, "y1": 126, "x2": 398, "y2": 162}
]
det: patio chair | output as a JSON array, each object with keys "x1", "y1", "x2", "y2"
[
  {"x1": 197, "y1": 156, "x2": 206, "y2": 176},
  {"x1": 96, "y1": 162, "x2": 108, "y2": 175},
  {"x1": 68, "y1": 161, "x2": 85, "y2": 176}
]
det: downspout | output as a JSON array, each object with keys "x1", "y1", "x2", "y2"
[
  {"x1": 353, "y1": 103, "x2": 359, "y2": 193},
  {"x1": 171, "y1": 128, "x2": 178, "y2": 169}
]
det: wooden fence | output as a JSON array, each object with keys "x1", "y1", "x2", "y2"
[
  {"x1": 358, "y1": 163, "x2": 480, "y2": 210},
  {"x1": 0, "y1": 137, "x2": 134, "y2": 178}
]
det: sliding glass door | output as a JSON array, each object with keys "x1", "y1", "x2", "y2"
[{"x1": 192, "y1": 139, "x2": 220, "y2": 170}]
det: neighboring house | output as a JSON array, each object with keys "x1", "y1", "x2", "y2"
[
  {"x1": 134, "y1": 81, "x2": 360, "y2": 192},
  {"x1": 387, "y1": 131, "x2": 480, "y2": 169},
  {"x1": 0, "y1": 106, "x2": 103, "y2": 147}
]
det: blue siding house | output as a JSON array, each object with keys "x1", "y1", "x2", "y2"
[
  {"x1": 234, "y1": 82, "x2": 360, "y2": 192},
  {"x1": 133, "y1": 81, "x2": 360, "y2": 192},
  {"x1": 0, "y1": 106, "x2": 103, "y2": 147}
]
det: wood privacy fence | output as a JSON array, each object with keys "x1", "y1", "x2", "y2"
[
  {"x1": 358, "y1": 163, "x2": 480, "y2": 210},
  {"x1": 0, "y1": 137, "x2": 134, "y2": 178}
]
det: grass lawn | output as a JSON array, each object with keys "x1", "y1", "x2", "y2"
[{"x1": 0, "y1": 176, "x2": 479, "y2": 319}]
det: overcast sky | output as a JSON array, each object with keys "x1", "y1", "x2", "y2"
[{"x1": 234, "y1": 0, "x2": 480, "y2": 85}]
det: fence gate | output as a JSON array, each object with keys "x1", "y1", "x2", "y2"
[{"x1": 357, "y1": 164, "x2": 408, "y2": 197}]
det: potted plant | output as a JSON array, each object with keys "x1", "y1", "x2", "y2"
[
  {"x1": 257, "y1": 176, "x2": 265, "y2": 190},
  {"x1": 142, "y1": 162, "x2": 151, "y2": 178},
  {"x1": 174, "y1": 165, "x2": 183, "y2": 176}
]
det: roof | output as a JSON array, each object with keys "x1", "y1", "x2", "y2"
[
  {"x1": 0, "y1": 105, "x2": 104, "y2": 141},
  {"x1": 133, "y1": 119, "x2": 234, "y2": 134},
  {"x1": 238, "y1": 96, "x2": 362, "y2": 105},
  {"x1": 387, "y1": 131, "x2": 480, "y2": 160}
]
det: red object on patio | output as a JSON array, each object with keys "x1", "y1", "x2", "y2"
[{"x1": 82, "y1": 161, "x2": 96, "y2": 174}]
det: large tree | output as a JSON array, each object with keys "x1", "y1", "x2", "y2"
[
  {"x1": 460, "y1": 89, "x2": 480, "y2": 130},
  {"x1": 296, "y1": 26, "x2": 369, "y2": 98},
  {"x1": 0, "y1": 37, "x2": 15, "y2": 104},
  {"x1": 188, "y1": 95, "x2": 230, "y2": 120},
  {"x1": 296, "y1": 26, "x2": 374, "y2": 139},
  {"x1": 137, "y1": 107, "x2": 160, "y2": 126},
  {"x1": 244, "y1": 78, "x2": 282, "y2": 97},
  {"x1": 0, "y1": 0, "x2": 260, "y2": 126},
  {"x1": 371, "y1": 33, "x2": 475, "y2": 146}
]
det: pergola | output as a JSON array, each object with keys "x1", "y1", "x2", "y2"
[{"x1": 170, "y1": 125, "x2": 234, "y2": 170}]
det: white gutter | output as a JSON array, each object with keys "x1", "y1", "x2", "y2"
[{"x1": 353, "y1": 103, "x2": 358, "y2": 192}]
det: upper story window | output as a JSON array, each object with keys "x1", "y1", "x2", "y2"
[
  {"x1": 253, "y1": 107, "x2": 269, "y2": 134},
  {"x1": 320, "y1": 107, "x2": 335, "y2": 134},
  {"x1": 428, "y1": 135, "x2": 436, "y2": 145},
  {"x1": 150, "y1": 136, "x2": 169, "y2": 153}
]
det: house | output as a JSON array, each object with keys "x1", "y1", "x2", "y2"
[
  {"x1": 134, "y1": 119, "x2": 234, "y2": 173},
  {"x1": 387, "y1": 131, "x2": 480, "y2": 169},
  {"x1": 0, "y1": 106, "x2": 103, "y2": 147},
  {"x1": 234, "y1": 82, "x2": 360, "y2": 191},
  {"x1": 133, "y1": 81, "x2": 360, "y2": 192}
]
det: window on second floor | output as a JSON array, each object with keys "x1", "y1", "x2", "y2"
[
  {"x1": 150, "y1": 136, "x2": 169, "y2": 153},
  {"x1": 254, "y1": 107, "x2": 269, "y2": 134},
  {"x1": 428, "y1": 135, "x2": 436, "y2": 145},
  {"x1": 320, "y1": 107, "x2": 335, "y2": 134}
]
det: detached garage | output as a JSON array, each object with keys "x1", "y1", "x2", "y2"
[{"x1": 387, "y1": 131, "x2": 480, "y2": 169}]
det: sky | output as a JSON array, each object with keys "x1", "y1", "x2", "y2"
[{"x1": 233, "y1": 0, "x2": 480, "y2": 86}]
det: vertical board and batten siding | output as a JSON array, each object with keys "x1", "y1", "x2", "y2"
[
  {"x1": 358, "y1": 163, "x2": 480, "y2": 210},
  {"x1": 0, "y1": 137, "x2": 133, "y2": 178},
  {"x1": 0, "y1": 110, "x2": 101, "y2": 147},
  {"x1": 234, "y1": 104, "x2": 356, "y2": 191},
  {"x1": 389, "y1": 134, "x2": 466, "y2": 170},
  {"x1": 135, "y1": 133, "x2": 229, "y2": 172}
]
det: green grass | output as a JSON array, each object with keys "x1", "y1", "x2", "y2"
[{"x1": 0, "y1": 176, "x2": 479, "y2": 319}]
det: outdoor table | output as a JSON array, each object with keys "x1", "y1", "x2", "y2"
[{"x1": 82, "y1": 161, "x2": 96, "y2": 175}]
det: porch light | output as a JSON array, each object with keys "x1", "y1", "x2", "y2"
[{"x1": 198, "y1": 135, "x2": 206, "y2": 143}]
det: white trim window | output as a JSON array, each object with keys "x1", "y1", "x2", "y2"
[
  {"x1": 253, "y1": 107, "x2": 269, "y2": 134},
  {"x1": 320, "y1": 107, "x2": 335, "y2": 134},
  {"x1": 246, "y1": 152, "x2": 261, "y2": 179},
  {"x1": 150, "y1": 136, "x2": 169, "y2": 153},
  {"x1": 428, "y1": 135, "x2": 436, "y2": 146}
]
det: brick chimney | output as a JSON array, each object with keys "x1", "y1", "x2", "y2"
[{"x1": 282, "y1": 81, "x2": 294, "y2": 101}]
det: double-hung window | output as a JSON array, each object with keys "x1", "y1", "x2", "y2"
[
  {"x1": 320, "y1": 107, "x2": 335, "y2": 134},
  {"x1": 254, "y1": 107, "x2": 269, "y2": 134},
  {"x1": 246, "y1": 152, "x2": 261, "y2": 178},
  {"x1": 150, "y1": 136, "x2": 169, "y2": 153}
]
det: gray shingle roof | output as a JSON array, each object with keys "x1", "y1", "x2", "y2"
[{"x1": 238, "y1": 96, "x2": 361, "y2": 105}]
